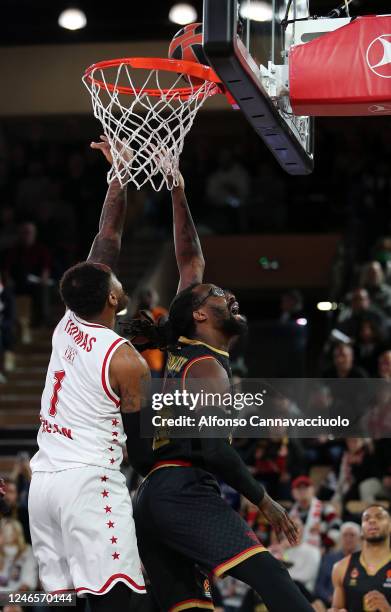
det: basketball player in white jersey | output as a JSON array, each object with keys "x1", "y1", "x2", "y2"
[{"x1": 28, "y1": 137, "x2": 151, "y2": 611}]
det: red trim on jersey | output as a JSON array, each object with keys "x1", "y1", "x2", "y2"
[
  {"x1": 101, "y1": 338, "x2": 125, "y2": 406},
  {"x1": 76, "y1": 573, "x2": 146, "y2": 594},
  {"x1": 181, "y1": 355, "x2": 217, "y2": 387},
  {"x1": 153, "y1": 460, "x2": 192, "y2": 469},
  {"x1": 73, "y1": 313, "x2": 107, "y2": 328}
]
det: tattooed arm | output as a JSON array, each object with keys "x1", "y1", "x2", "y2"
[
  {"x1": 87, "y1": 136, "x2": 128, "y2": 270},
  {"x1": 110, "y1": 343, "x2": 155, "y2": 475},
  {"x1": 171, "y1": 174, "x2": 205, "y2": 293}
]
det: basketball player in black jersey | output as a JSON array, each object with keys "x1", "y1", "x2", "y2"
[
  {"x1": 331, "y1": 504, "x2": 391, "y2": 612},
  {"x1": 126, "y1": 172, "x2": 314, "y2": 612}
]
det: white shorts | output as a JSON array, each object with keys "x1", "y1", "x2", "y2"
[{"x1": 28, "y1": 466, "x2": 145, "y2": 596}]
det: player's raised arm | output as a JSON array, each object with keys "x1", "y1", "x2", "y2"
[
  {"x1": 171, "y1": 173, "x2": 205, "y2": 292},
  {"x1": 87, "y1": 136, "x2": 129, "y2": 270}
]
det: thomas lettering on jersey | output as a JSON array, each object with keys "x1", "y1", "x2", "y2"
[
  {"x1": 64, "y1": 317, "x2": 97, "y2": 352},
  {"x1": 40, "y1": 416, "x2": 73, "y2": 439}
]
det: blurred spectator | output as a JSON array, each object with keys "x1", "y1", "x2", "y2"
[
  {"x1": 0, "y1": 518, "x2": 38, "y2": 592},
  {"x1": 337, "y1": 288, "x2": 387, "y2": 340},
  {"x1": 313, "y1": 521, "x2": 361, "y2": 609},
  {"x1": 322, "y1": 342, "x2": 367, "y2": 379},
  {"x1": 333, "y1": 438, "x2": 379, "y2": 504},
  {"x1": 353, "y1": 317, "x2": 388, "y2": 376},
  {"x1": 359, "y1": 261, "x2": 391, "y2": 316},
  {"x1": 378, "y1": 349, "x2": 391, "y2": 379},
  {"x1": 372, "y1": 236, "x2": 391, "y2": 281},
  {"x1": 2, "y1": 222, "x2": 51, "y2": 339},
  {"x1": 374, "y1": 466, "x2": 391, "y2": 503},
  {"x1": 134, "y1": 287, "x2": 168, "y2": 377},
  {"x1": 1, "y1": 478, "x2": 30, "y2": 544},
  {"x1": 290, "y1": 476, "x2": 341, "y2": 548}
]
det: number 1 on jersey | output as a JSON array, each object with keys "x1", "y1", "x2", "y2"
[{"x1": 49, "y1": 370, "x2": 66, "y2": 417}]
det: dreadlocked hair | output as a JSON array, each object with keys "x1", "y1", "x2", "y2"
[{"x1": 121, "y1": 283, "x2": 200, "y2": 350}]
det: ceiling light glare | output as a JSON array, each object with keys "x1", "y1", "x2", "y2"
[
  {"x1": 58, "y1": 8, "x2": 87, "y2": 31},
  {"x1": 240, "y1": 1, "x2": 273, "y2": 22},
  {"x1": 169, "y1": 3, "x2": 197, "y2": 25}
]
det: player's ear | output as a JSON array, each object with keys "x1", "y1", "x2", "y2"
[
  {"x1": 108, "y1": 291, "x2": 118, "y2": 308},
  {"x1": 193, "y1": 308, "x2": 207, "y2": 323}
]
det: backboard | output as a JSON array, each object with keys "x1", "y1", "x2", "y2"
[{"x1": 203, "y1": 0, "x2": 315, "y2": 175}]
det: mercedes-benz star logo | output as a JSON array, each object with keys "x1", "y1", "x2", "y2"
[{"x1": 366, "y1": 34, "x2": 391, "y2": 78}]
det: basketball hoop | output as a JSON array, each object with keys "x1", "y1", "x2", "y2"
[{"x1": 83, "y1": 57, "x2": 224, "y2": 190}]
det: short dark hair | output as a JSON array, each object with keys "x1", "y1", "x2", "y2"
[
  {"x1": 363, "y1": 503, "x2": 390, "y2": 516},
  {"x1": 60, "y1": 262, "x2": 112, "y2": 319}
]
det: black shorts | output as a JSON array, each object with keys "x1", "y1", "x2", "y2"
[{"x1": 133, "y1": 464, "x2": 265, "y2": 612}]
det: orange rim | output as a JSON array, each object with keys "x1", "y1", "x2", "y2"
[{"x1": 83, "y1": 57, "x2": 224, "y2": 99}]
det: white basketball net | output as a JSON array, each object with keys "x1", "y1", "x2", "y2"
[{"x1": 83, "y1": 61, "x2": 218, "y2": 191}]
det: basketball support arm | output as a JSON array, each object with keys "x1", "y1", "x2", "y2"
[{"x1": 203, "y1": 0, "x2": 314, "y2": 175}]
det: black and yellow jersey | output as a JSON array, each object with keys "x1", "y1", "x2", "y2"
[
  {"x1": 151, "y1": 335, "x2": 231, "y2": 465},
  {"x1": 343, "y1": 551, "x2": 391, "y2": 612}
]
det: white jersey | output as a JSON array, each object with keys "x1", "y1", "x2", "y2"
[{"x1": 31, "y1": 311, "x2": 128, "y2": 472}]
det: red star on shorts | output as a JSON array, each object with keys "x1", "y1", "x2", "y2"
[
  {"x1": 107, "y1": 521, "x2": 115, "y2": 528},
  {"x1": 109, "y1": 458, "x2": 115, "y2": 465},
  {"x1": 112, "y1": 431, "x2": 118, "y2": 437},
  {"x1": 112, "y1": 419, "x2": 119, "y2": 426},
  {"x1": 100, "y1": 475, "x2": 108, "y2": 482},
  {"x1": 112, "y1": 552, "x2": 120, "y2": 560},
  {"x1": 110, "y1": 536, "x2": 118, "y2": 544},
  {"x1": 104, "y1": 506, "x2": 112, "y2": 514},
  {"x1": 101, "y1": 490, "x2": 109, "y2": 498},
  {"x1": 108, "y1": 446, "x2": 114, "y2": 452}
]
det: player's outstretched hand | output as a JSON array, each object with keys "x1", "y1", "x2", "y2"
[
  {"x1": 258, "y1": 492, "x2": 298, "y2": 546},
  {"x1": 90, "y1": 135, "x2": 134, "y2": 169},
  {"x1": 0, "y1": 478, "x2": 6, "y2": 497},
  {"x1": 90, "y1": 135, "x2": 113, "y2": 164}
]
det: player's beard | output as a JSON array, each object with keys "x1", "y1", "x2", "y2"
[
  {"x1": 116, "y1": 291, "x2": 129, "y2": 314},
  {"x1": 211, "y1": 305, "x2": 248, "y2": 337},
  {"x1": 364, "y1": 533, "x2": 388, "y2": 544}
]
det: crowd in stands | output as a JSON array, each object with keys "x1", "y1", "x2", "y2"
[{"x1": 1, "y1": 115, "x2": 391, "y2": 610}]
